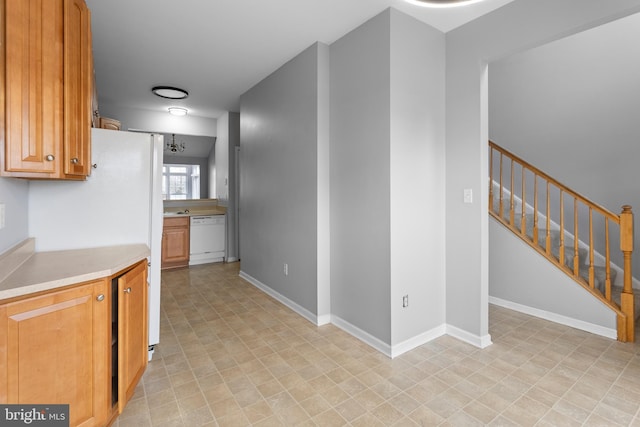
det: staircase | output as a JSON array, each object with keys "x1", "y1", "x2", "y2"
[{"x1": 489, "y1": 141, "x2": 635, "y2": 342}]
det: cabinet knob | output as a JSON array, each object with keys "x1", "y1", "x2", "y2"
[
  {"x1": 124, "y1": 287, "x2": 131, "y2": 294},
  {"x1": 45, "y1": 154, "x2": 55, "y2": 161},
  {"x1": 96, "y1": 294, "x2": 105, "y2": 302},
  {"x1": 71, "y1": 157, "x2": 79, "y2": 164}
]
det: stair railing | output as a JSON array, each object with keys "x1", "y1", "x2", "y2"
[{"x1": 489, "y1": 141, "x2": 635, "y2": 342}]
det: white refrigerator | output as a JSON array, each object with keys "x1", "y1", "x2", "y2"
[{"x1": 28, "y1": 128, "x2": 164, "y2": 358}]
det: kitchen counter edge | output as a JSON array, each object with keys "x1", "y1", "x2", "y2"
[{"x1": 0, "y1": 239, "x2": 150, "y2": 302}]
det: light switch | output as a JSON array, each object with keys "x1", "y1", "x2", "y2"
[
  {"x1": 0, "y1": 204, "x2": 5, "y2": 229},
  {"x1": 464, "y1": 189, "x2": 473, "y2": 204}
]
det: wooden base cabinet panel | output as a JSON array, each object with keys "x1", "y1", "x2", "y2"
[
  {"x1": 0, "y1": 260, "x2": 149, "y2": 427},
  {"x1": 161, "y1": 216, "x2": 190, "y2": 269},
  {"x1": 116, "y1": 260, "x2": 148, "y2": 414},
  {"x1": 0, "y1": 280, "x2": 109, "y2": 427}
]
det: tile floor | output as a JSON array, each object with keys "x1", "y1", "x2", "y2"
[{"x1": 113, "y1": 262, "x2": 640, "y2": 426}]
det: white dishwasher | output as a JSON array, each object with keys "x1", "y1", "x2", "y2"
[{"x1": 189, "y1": 215, "x2": 226, "y2": 265}]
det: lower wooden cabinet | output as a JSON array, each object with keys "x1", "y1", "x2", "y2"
[
  {"x1": 114, "y1": 260, "x2": 148, "y2": 415},
  {"x1": 162, "y1": 216, "x2": 190, "y2": 269},
  {"x1": 0, "y1": 280, "x2": 109, "y2": 427},
  {"x1": 0, "y1": 260, "x2": 148, "y2": 427}
]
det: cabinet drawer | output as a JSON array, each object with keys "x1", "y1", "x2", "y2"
[{"x1": 163, "y1": 216, "x2": 189, "y2": 227}]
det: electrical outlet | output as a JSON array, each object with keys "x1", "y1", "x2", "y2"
[
  {"x1": 402, "y1": 295, "x2": 408, "y2": 308},
  {"x1": 283, "y1": 263, "x2": 288, "y2": 276},
  {"x1": 0, "y1": 204, "x2": 5, "y2": 230}
]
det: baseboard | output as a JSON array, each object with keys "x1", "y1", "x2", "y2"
[
  {"x1": 446, "y1": 324, "x2": 493, "y2": 348},
  {"x1": 239, "y1": 270, "x2": 324, "y2": 326},
  {"x1": 236, "y1": 271, "x2": 494, "y2": 357},
  {"x1": 226, "y1": 256, "x2": 239, "y2": 263},
  {"x1": 391, "y1": 325, "x2": 447, "y2": 358},
  {"x1": 489, "y1": 296, "x2": 617, "y2": 339},
  {"x1": 317, "y1": 314, "x2": 331, "y2": 326},
  {"x1": 330, "y1": 315, "x2": 393, "y2": 357}
]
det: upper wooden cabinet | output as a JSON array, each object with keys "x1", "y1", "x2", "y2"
[{"x1": 0, "y1": 0, "x2": 93, "y2": 179}]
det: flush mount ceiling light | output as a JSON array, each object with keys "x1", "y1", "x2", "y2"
[
  {"x1": 151, "y1": 86, "x2": 189, "y2": 99},
  {"x1": 404, "y1": 0, "x2": 486, "y2": 7},
  {"x1": 168, "y1": 107, "x2": 188, "y2": 116}
]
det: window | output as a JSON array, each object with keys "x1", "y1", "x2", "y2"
[{"x1": 162, "y1": 164, "x2": 200, "y2": 200}]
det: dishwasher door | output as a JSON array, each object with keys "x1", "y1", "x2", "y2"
[{"x1": 189, "y1": 215, "x2": 225, "y2": 265}]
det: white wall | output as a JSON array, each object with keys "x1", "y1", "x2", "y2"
[
  {"x1": 99, "y1": 103, "x2": 217, "y2": 137},
  {"x1": 445, "y1": 0, "x2": 640, "y2": 345},
  {"x1": 215, "y1": 112, "x2": 231, "y2": 204},
  {"x1": 215, "y1": 112, "x2": 240, "y2": 262},
  {"x1": 489, "y1": 11, "x2": 640, "y2": 278},
  {"x1": 0, "y1": 178, "x2": 29, "y2": 254},
  {"x1": 330, "y1": 11, "x2": 392, "y2": 344},
  {"x1": 389, "y1": 10, "x2": 446, "y2": 347},
  {"x1": 240, "y1": 43, "x2": 327, "y2": 318}
]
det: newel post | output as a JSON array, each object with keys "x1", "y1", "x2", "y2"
[{"x1": 620, "y1": 205, "x2": 634, "y2": 342}]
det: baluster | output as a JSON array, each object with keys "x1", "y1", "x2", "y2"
[
  {"x1": 559, "y1": 191, "x2": 565, "y2": 266},
  {"x1": 533, "y1": 176, "x2": 539, "y2": 244},
  {"x1": 620, "y1": 205, "x2": 634, "y2": 342},
  {"x1": 588, "y1": 208, "x2": 594, "y2": 289},
  {"x1": 605, "y1": 219, "x2": 611, "y2": 301},
  {"x1": 521, "y1": 167, "x2": 526, "y2": 236},
  {"x1": 499, "y1": 153, "x2": 504, "y2": 219},
  {"x1": 510, "y1": 160, "x2": 515, "y2": 226},
  {"x1": 545, "y1": 182, "x2": 551, "y2": 255},
  {"x1": 489, "y1": 146, "x2": 494, "y2": 213},
  {"x1": 574, "y1": 199, "x2": 579, "y2": 277}
]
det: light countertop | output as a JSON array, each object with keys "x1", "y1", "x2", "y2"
[
  {"x1": 0, "y1": 240, "x2": 150, "y2": 302},
  {"x1": 163, "y1": 207, "x2": 227, "y2": 217}
]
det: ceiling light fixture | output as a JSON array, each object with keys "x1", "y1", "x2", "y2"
[
  {"x1": 404, "y1": 0, "x2": 486, "y2": 7},
  {"x1": 168, "y1": 107, "x2": 188, "y2": 116},
  {"x1": 151, "y1": 86, "x2": 189, "y2": 99},
  {"x1": 165, "y1": 134, "x2": 186, "y2": 153}
]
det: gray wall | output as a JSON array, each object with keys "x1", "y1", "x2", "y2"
[
  {"x1": 330, "y1": 11, "x2": 392, "y2": 343},
  {"x1": 330, "y1": 9, "x2": 446, "y2": 348},
  {"x1": 445, "y1": 0, "x2": 640, "y2": 344},
  {"x1": 389, "y1": 11, "x2": 446, "y2": 345},
  {"x1": 0, "y1": 178, "x2": 29, "y2": 254},
  {"x1": 490, "y1": 219, "x2": 616, "y2": 332},
  {"x1": 163, "y1": 154, "x2": 209, "y2": 199},
  {"x1": 489, "y1": 11, "x2": 640, "y2": 280},
  {"x1": 240, "y1": 43, "x2": 326, "y2": 316}
]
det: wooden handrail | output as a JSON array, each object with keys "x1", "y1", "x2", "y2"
[
  {"x1": 489, "y1": 141, "x2": 635, "y2": 342},
  {"x1": 489, "y1": 141, "x2": 619, "y2": 222}
]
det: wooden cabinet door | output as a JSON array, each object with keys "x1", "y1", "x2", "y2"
[
  {"x1": 116, "y1": 261, "x2": 148, "y2": 413},
  {"x1": 63, "y1": 0, "x2": 92, "y2": 177},
  {"x1": 0, "y1": 280, "x2": 109, "y2": 427},
  {"x1": 162, "y1": 217, "x2": 190, "y2": 268},
  {"x1": 2, "y1": 0, "x2": 64, "y2": 176}
]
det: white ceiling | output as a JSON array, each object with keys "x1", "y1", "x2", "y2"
[{"x1": 86, "y1": 0, "x2": 515, "y2": 120}]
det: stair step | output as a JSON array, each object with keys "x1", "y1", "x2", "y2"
[
  {"x1": 578, "y1": 265, "x2": 617, "y2": 293},
  {"x1": 492, "y1": 204, "x2": 620, "y2": 294}
]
